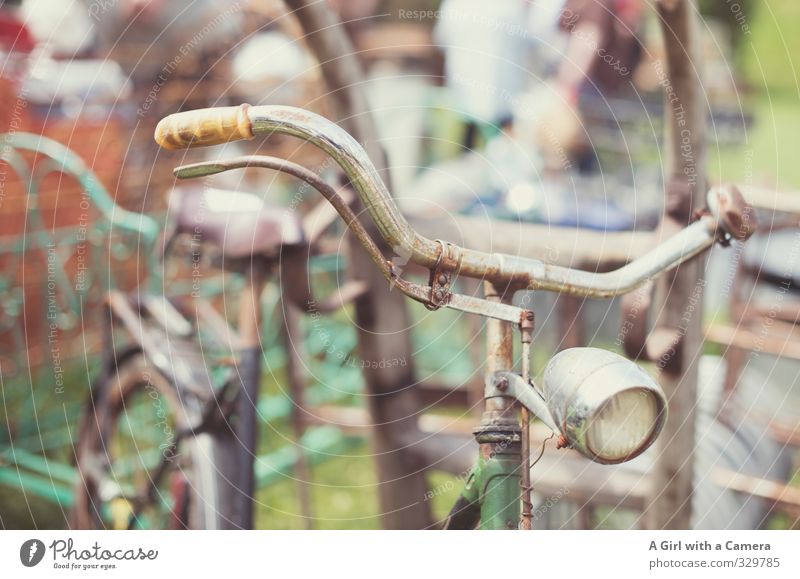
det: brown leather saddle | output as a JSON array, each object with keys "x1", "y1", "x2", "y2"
[{"x1": 163, "y1": 185, "x2": 307, "y2": 271}]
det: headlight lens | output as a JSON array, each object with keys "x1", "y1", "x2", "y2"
[
  {"x1": 585, "y1": 388, "x2": 659, "y2": 461},
  {"x1": 543, "y1": 347, "x2": 668, "y2": 464}
]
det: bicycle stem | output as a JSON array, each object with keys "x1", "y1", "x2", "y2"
[{"x1": 155, "y1": 104, "x2": 747, "y2": 299}]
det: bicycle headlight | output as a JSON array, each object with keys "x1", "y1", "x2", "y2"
[{"x1": 542, "y1": 348, "x2": 667, "y2": 464}]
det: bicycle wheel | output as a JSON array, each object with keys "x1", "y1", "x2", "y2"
[{"x1": 72, "y1": 353, "x2": 239, "y2": 529}]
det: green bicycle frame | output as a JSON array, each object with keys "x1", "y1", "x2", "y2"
[
  {"x1": 444, "y1": 282, "x2": 530, "y2": 530},
  {"x1": 451, "y1": 436, "x2": 523, "y2": 530}
]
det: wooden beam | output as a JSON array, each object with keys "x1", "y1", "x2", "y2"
[
  {"x1": 712, "y1": 469, "x2": 800, "y2": 517},
  {"x1": 644, "y1": 0, "x2": 707, "y2": 530},
  {"x1": 284, "y1": 0, "x2": 432, "y2": 529},
  {"x1": 706, "y1": 322, "x2": 800, "y2": 360},
  {"x1": 410, "y1": 214, "x2": 656, "y2": 268},
  {"x1": 742, "y1": 187, "x2": 800, "y2": 215}
]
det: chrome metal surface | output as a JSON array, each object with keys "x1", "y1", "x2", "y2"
[
  {"x1": 176, "y1": 156, "x2": 527, "y2": 323},
  {"x1": 542, "y1": 348, "x2": 668, "y2": 464},
  {"x1": 243, "y1": 105, "x2": 721, "y2": 297},
  {"x1": 495, "y1": 372, "x2": 559, "y2": 433}
]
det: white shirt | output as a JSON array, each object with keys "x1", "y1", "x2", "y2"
[{"x1": 435, "y1": 0, "x2": 530, "y2": 123}]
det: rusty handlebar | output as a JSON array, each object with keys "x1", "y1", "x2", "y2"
[{"x1": 155, "y1": 104, "x2": 754, "y2": 302}]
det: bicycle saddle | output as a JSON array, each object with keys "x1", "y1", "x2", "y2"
[{"x1": 164, "y1": 184, "x2": 306, "y2": 266}]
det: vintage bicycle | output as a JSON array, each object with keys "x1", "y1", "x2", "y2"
[
  {"x1": 71, "y1": 158, "x2": 368, "y2": 530},
  {"x1": 83, "y1": 102, "x2": 749, "y2": 531}
]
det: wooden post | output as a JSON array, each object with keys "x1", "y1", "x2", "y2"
[
  {"x1": 278, "y1": 298, "x2": 314, "y2": 528},
  {"x1": 284, "y1": 0, "x2": 432, "y2": 529},
  {"x1": 644, "y1": 0, "x2": 708, "y2": 529}
]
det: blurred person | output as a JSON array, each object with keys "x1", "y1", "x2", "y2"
[
  {"x1": 0, "y1": 0, "x2": 35, "y2": 52},
  {"x1": 557, "y1": 0, "x2": 644, "y2": 101},
  {"x1": 435, "y1": 0, "x2": 531, "y2": 151},
  {"x1": 0, "y1": 1, "x2": 36, "y2": 66},
  {"x1": 539, "y1": 0, "x2": 645, "y2": 173},
  {"x1": 0, "y1": 0, "x2": 35, "y2": 131},
  {"x1": 525, "y1": 0, "x2": 569, "y2": 79},
  {"x1": 89, "y1": 0, "x2": 244, "y2": 86},
  {"x1": 20, "y1": 0, "x2": 94, "y2": 57}
]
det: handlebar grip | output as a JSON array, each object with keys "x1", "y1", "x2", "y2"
[{"x1": 154, "y1": 104, "x2": 254, "y2": 150}]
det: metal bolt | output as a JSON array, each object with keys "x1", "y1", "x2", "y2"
[
  {"x1": 434, "y1": 289, "x2": 444, "y2": 301},
  {"x1": 438, "y1": 274, "x2": 447, "y2": 285},
  {"x1": 497, "y1": 377, "x2": 508, "y2": 391}
]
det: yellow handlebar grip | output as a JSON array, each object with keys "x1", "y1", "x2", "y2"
[{"x1": 154, "y1": 104, "x2": 254, "y2": 150}]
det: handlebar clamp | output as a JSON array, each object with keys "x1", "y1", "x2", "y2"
[
  {"x1": 425, "y1": 240, "x2": 461, "y2": 310},
  {"x1": 707, "y1": 184, "x2": 757, "y2": 243}
]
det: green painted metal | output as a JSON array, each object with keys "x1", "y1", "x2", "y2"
[
  {"x1": 1, "y1": 312, "x2": 365, "y2": 508},
  {"x1": 453, "y1": 444, "x2": 523, "y2": 530},
  {"x1": 0, "y1": 462, "x2": 74, "y2": 506},
  {"x1": 0, "y1": 133, "x2": 161, "y2": 306},
  {"x1": 1, "y1": 134, "x2": 160, "y2": 241},
  {"x1": 1, "y1": 447, "x2": 77, "y2": 484},
  {"x1": 0, "y1": 424, "x2": 360, "y2": 511},
  {"x1": 4, "y1": 423, "x2": 80, "y2": 455},
  {"x1": 0, "y1": 133, "x2": 162, "y2": 506},
  {"x1": 478, "y1": 450, "x2": 522, "y2": 530},
  {"x1": 0, "y1": 134, "x2": 373, "y2": 512}
]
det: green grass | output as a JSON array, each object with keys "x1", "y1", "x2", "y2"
[
  {"x1": 741, "y1": 1, "x2": 800, "y2": 95},
  {"x1": 708, "y1": 92, "x2": 800, "y2": 190},
  {"x1": 708, "y1": 0, "x2": 800, "y2": 189},
  {"x1": 253, "y1": 299, "x2": 477, "y2": 530},
  {"x1": 256, "y1": 442, "x2": 382, "y2": 530}
]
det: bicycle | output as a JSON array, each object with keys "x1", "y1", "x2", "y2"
[
  {"x1": 71, "y1": 170, "x2": 366, "y2": 530},
  {"x1": 131, "y1": 103, "x2": 755, "y2": 529}
]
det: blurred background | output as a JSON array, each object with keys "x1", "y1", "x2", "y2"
[{"x1": 1, "y1": 0, "x2": 799, "y2": 529}]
